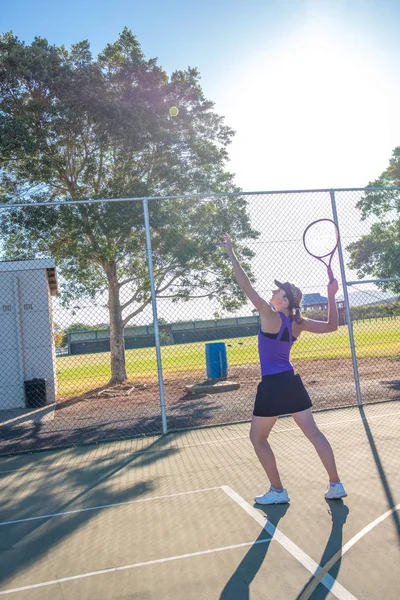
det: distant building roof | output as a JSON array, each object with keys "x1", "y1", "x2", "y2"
[{"x1": 303, "y1": 293, "x2": 328, "y2": 306}]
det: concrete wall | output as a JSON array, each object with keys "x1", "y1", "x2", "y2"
[{"x1": 0, "y1": 267, "x2": 57, "y2": 410}]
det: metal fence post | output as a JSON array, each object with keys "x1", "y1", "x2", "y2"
[
  {"x1": 330, "y1": 189, "x2": 363, "y2": 407},
  {"x1": 142, "y1": 198, "x2": 168, "y2": 434}
]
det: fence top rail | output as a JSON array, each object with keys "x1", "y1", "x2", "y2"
[
  {"x1": 347, "y1": 278, "x2": 400, "y2": 285},
  {"x1": 0, "y1": 187, "x2": 400, "y2": 210}
]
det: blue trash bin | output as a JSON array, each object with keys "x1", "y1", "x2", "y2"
[{"x1": 205, "y1": 342, "x2": 228, "y2": 379}]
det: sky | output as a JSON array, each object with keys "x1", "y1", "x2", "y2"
[
  {"x1": 2, "y1": 0, "x2": 400, "y2": 191},
  {"x1": 2, "y1": 0, "x2": 400, "y2": 325}
]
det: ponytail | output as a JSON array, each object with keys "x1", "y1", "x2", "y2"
[{"x1": 289, "y1": 306, "x2": 303, "y2": 324}]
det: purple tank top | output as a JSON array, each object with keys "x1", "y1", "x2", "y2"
[{"x1": 258, "y1": 312, "x2": 295, "y2": 376}]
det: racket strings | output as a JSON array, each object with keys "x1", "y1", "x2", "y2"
[{"x1": 303, "y1": 220, "x2": 339, "y2": 258}]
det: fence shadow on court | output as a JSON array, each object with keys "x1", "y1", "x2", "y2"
[
  {"x1": 358, "y1": 405, "x2": 400, "y2": 537},
  {"x1": 0, "y1": 434, "x2": 185, "y2": 590}
]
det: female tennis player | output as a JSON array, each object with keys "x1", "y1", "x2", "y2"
[{"x1": 222, "y1": 233, "x2": 347, "y2": 504}]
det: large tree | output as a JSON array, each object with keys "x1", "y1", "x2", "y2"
[
  {"x1": 0, "y1": 30, "x2": 258, "y2": 383},
  {"x1": 346, "y1": 147, "x2": 400, "y2": 294}
]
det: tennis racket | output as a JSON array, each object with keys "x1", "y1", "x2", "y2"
[{"x1": 303, "y1": 218, "x2": 340, "y2": 283}]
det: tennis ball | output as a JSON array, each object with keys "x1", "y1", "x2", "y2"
[{"x1": 169, "y1": 106, "x2": 179, "y2": 117}]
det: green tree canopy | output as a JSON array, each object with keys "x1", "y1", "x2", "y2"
[
  {"x1": 0, "y1": 30, "x2": 258, "y2": 383},
  {"x1": 346, "y1": 147, "x2": 400, "y2": 294}
]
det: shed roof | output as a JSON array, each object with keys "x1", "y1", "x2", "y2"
[{"x1": 0, "y1": 260, "x2": 58, "y2": 295}]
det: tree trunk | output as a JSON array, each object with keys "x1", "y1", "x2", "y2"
[{"x1": 105, "y1": 261, "x2": 127, "y2": 384}]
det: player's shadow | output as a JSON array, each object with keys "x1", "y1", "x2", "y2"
[
  {"x1": 295, "y1": 500, "x2": 350, "y2": 600},
  {"x1": 219, "y1": 502, "x2": 290, "y2": 600}
]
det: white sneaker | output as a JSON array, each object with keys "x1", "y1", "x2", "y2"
[
  {"x1": 254, "y1": 487, "x2": 290, "y2": 505},
  {"x1": 325, "y1": 482, "x2": 347, "y2": 500}
]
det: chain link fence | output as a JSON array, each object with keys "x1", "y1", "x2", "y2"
[{"x1": 0, "y1": 188, "x2": 399, "y2": 455}]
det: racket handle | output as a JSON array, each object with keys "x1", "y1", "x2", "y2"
[{"x1": 327, "y1": 267, "x2": 334, "y2": 283}]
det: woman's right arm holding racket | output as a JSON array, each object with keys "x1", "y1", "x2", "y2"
[
  {"x1": 299, "y1": 279, "x2": 339, "y2": 334},
  {"x1": 221, "y1": 233, "x2": 275, "y2": 319}
]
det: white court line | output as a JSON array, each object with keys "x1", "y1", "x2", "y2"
[
  {"x1": 0, "y1": 408, "x2": 399, "y2": 475},
  {"x1": 0, "y1": 538, "x2": 273, "y2": 596},
  {"x1": 340, "y1": 503, "x2": 400, "y2": 554},
  {"x1": 221, "y1": 486, "x2": 358, "y2": 600},
  {"x1": 0, "y1": 487, "x2": 220, "y2": 527},
  {"x1": 298, "y1": 503, "x2": 400, "y2": 599},
  {"x1": 1, "y1": 485, "x2": 397, "y2": 598}
]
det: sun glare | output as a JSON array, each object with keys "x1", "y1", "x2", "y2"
[{"x1": 222, "y1": 21, "x2": 392, "y2": 188}]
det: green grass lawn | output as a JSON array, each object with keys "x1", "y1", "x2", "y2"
[{"x1": 56, "y1": 317, "x2": 400, "y2": 398}]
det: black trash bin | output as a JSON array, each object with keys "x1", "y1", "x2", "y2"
[{"x1": 25, "y1": 379, "x2": 47, "y2": 408}]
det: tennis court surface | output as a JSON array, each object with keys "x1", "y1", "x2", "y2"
[{"x1": 0, "y1": 401, "x2": 399, "y2": 600}]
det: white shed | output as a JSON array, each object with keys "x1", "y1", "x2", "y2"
[{"x1": 0, "y1": 259, "x2": 58, "y2": 411}]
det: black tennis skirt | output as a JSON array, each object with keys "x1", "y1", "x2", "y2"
[{"x1": 253, "y1": 369, "x2": 312, "y2": 417}]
